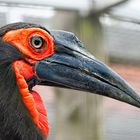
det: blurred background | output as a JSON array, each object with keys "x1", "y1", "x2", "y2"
[{"x1": 0, "y1": 0, "x2": 140, "y2": 140}]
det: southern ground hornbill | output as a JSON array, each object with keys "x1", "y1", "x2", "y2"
[{"x1": 0, "y1": 22, "x2": 140, "y2": 140}]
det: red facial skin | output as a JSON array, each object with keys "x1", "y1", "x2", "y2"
[{"x1": 2, "y1": 28, "x2": 55, "y2": 136}]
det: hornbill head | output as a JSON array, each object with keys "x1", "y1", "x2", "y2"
[{"x1": 0, "y1": 22, "x2": 140, "y2": 139}]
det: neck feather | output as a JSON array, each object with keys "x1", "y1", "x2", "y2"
[{"x1": 0, "y1": 40, "x2": 45, "y2": 140}]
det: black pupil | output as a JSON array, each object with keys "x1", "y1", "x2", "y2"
[
  {"x1": 30, "y1": 36, "x2": 44, "y2": 49},
  {"x1": 34, "y1": 39, "x2": 41, "y2": 46}
]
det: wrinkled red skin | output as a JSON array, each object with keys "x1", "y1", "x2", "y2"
[{"x1": 3, "y1": 28, "x2": 54, "y2": 136}]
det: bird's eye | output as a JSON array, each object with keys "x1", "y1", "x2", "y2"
[{"x1": 30, "y1": 36, "x2": 45, "y2": 49}]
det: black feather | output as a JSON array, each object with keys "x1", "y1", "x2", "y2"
[
  {"x1": 0, "y1": 23, "x2": 46, "y2": 140},
  {"x1": 0, "y1": 22, "x2": 49, "y2": 37}
]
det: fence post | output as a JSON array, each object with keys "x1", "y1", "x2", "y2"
[{"x1": 55, "y1": 15, "x2": 106, "y2": 140}]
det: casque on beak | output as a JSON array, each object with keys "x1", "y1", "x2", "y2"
[{"x1": 35, "y1": 30, "x2": 140, "y2": 108}]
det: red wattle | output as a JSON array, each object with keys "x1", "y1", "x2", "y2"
[{"x1": 32, "y1": 90, "x2": 49, "y2": 137}]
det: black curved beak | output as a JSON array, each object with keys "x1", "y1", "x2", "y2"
[{"x1": 35, "y1": 30, "x2": 140, "y2": 108}]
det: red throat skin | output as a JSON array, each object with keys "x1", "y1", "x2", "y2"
[
  {"x1": 32, "y1": 90, "x2": 49, "y2": 136},
  {"x1": 13, "y1": 60, "x2": 49, "y2": 137},
  {"x1": 2, "y1": 27, "x2": 54, "y2": 137}
]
